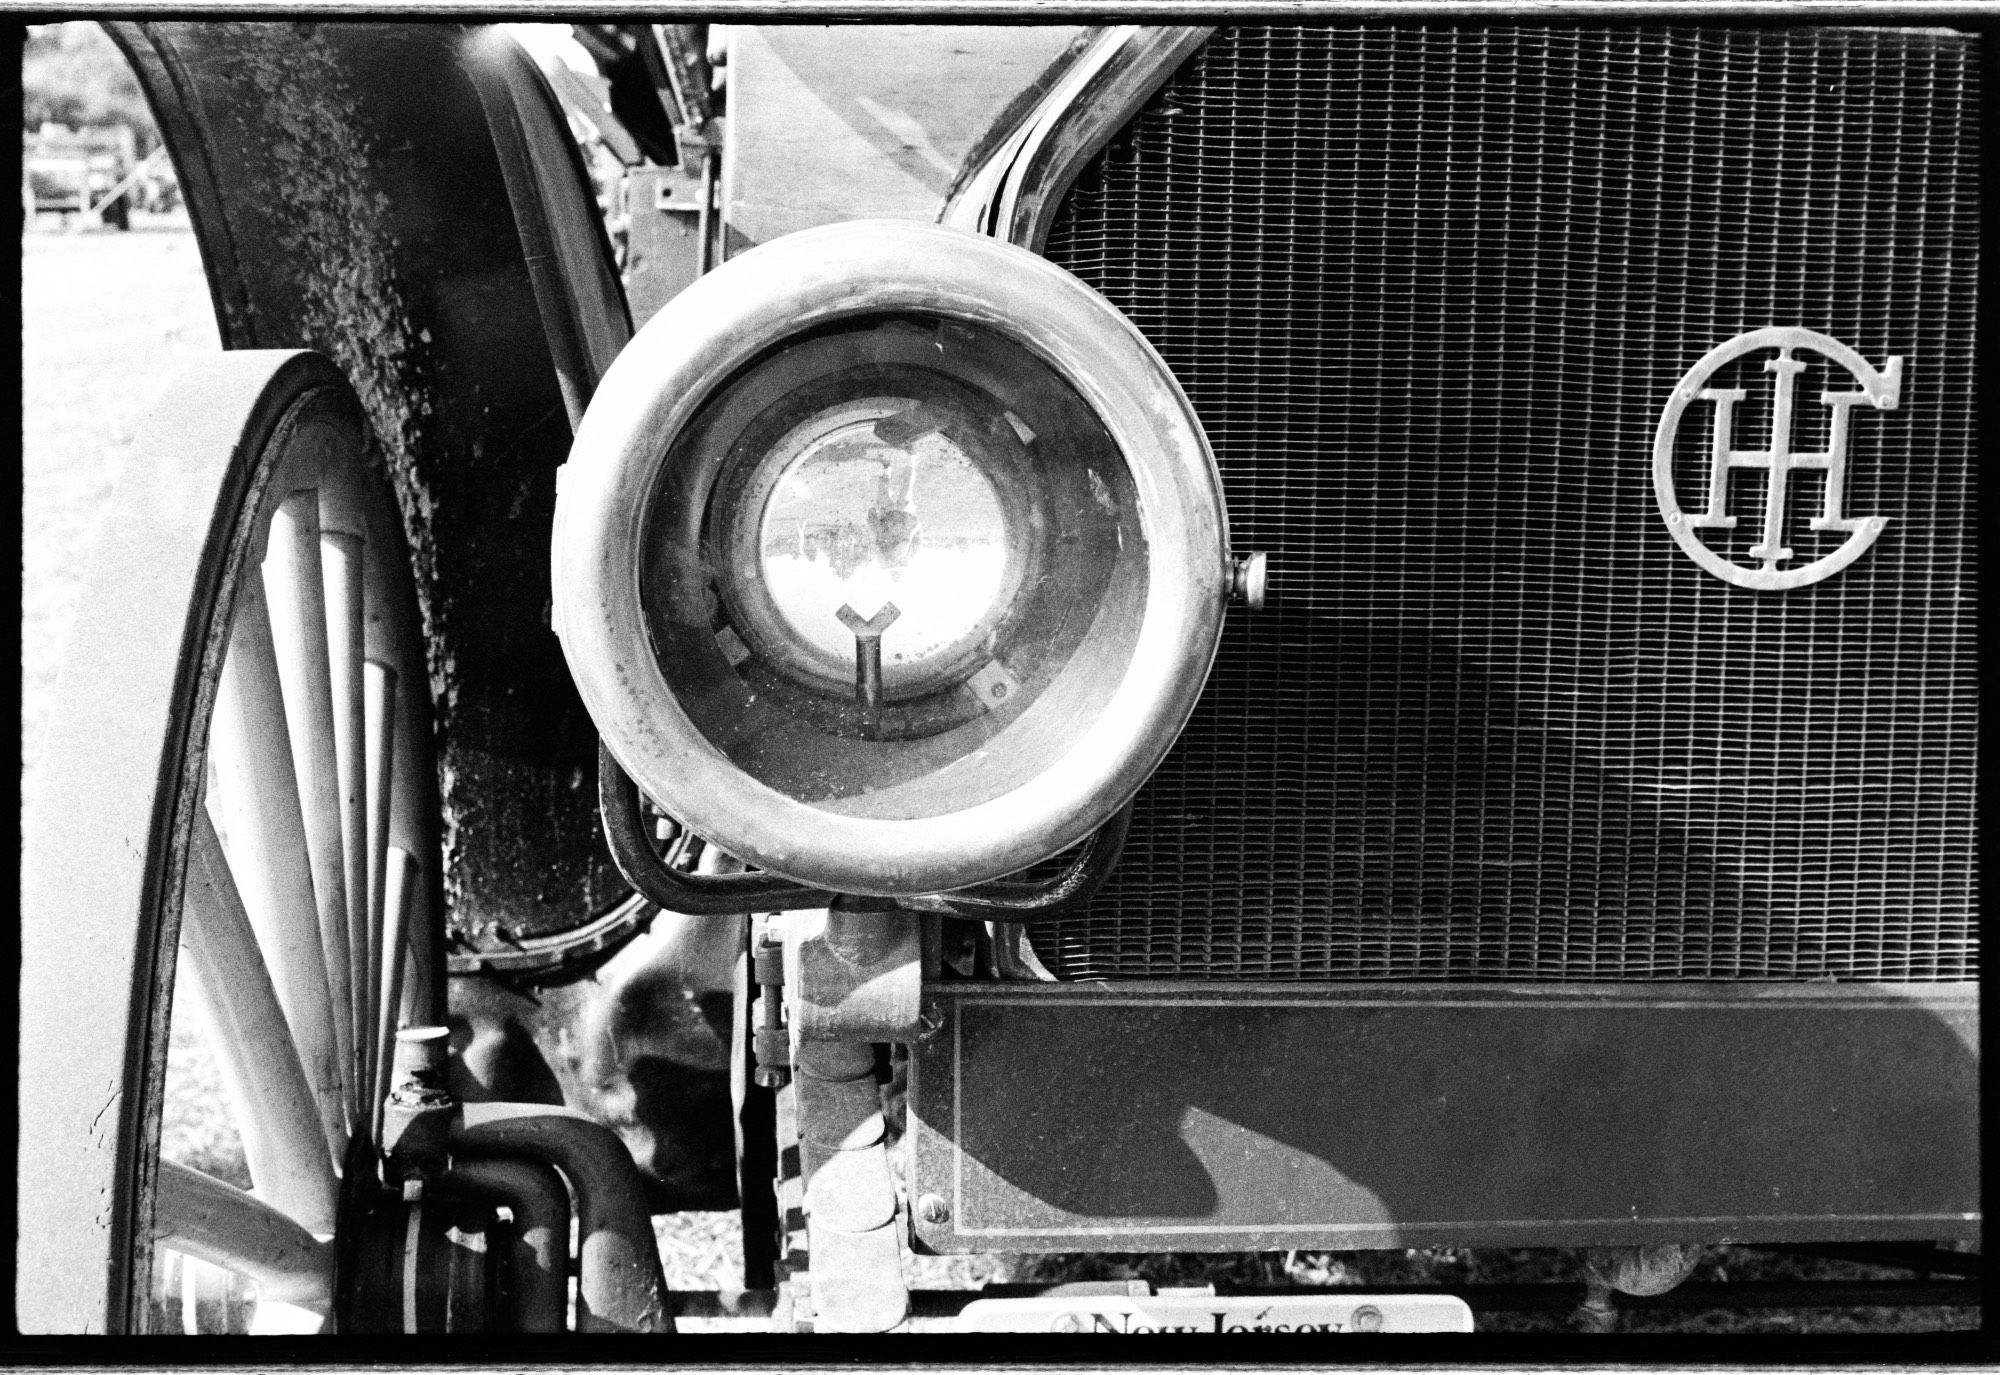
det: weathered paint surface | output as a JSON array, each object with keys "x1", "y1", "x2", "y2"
[
  {"x1": 912, "y1": 982, "x2": 1981, "y2": 1253},
  {"x1": 233, "y1": 31, "x2": 440, "y2": 691}
]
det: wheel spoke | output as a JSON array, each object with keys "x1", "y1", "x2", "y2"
[
  {"x1": 262, "y1": 488, "x2": 356, "y2": 1130},
  {"x1": 361, "y1": 496, "x2": 440, "y2": 1035},
  {"x1": 362, "y1": 659, "x2": 397, "y2": 1124},
  {"x1": 372, "y1": 846, "x2": 421, "y2": 1139},
  {"x1": 153, "y1": 1160, "x2": 333, "y2": 1313},
  {"x1": 182, "y1": 811, "x2": 339, "y2": 1235},
  {"x1": 207, "y1": 571, "x2": 348, "y2": 1155},
  {"x1": 320, "y1": 520, "x2": 372, "y2": 1123},
  {"x1": 391, "y1": 681, "x2": 440, "y2": 1028}
]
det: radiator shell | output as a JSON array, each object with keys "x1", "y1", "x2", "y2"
[{"x1": 1030, "y1": 24, "x2": 1979, "y2": 983}]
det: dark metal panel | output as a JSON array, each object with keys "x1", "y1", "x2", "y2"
[
  {"x1": 909, "y1": 982, "x2": 1979, "y2": 1252},
  {"x1": 111, "y1": 22, "x2": 629, "y2": 943}
]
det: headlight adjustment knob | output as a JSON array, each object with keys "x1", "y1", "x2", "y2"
[{"x1": 1229, "y1": 552, "x2": 1269, "y2": 611}]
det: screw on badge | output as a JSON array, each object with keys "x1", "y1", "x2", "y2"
[
  {"x1": 1652, "y1": 327, "x2": 1902, "y2": 591},
  {"x1": 917, "y1": 1193, "x2": 951, "y2": 1225},
  {"x1": 1352, "y1": 1304, "x2": 1384, "y2": 1333}
]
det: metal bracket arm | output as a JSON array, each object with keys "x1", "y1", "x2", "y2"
[
  {"x1": 598, "y1": 740, "x2": 836, "y2": 915},
  {"x1": 901, "y1": 800, "x2": 1133, "y2": 922}
]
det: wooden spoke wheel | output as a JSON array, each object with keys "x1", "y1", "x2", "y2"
[{"x1": 20, "y1": 352, "x2": 440, "y2": 1334}]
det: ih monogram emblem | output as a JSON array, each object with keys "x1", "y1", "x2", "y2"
[{"x1": 1653, "y1": 327, "x2": 1903, "y2": 591}]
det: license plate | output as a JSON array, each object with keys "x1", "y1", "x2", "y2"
[{"x1": 950, "y1": 1292, "x2": 1474, "y2": 1334}]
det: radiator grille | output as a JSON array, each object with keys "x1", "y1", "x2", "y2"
[{"x1": 1031, "y1": 25, "x2": 1978, "y2": 981}]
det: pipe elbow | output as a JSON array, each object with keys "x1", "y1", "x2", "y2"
[{"x1": 453, "y1": 1101, "x2": 672, "y2": 1332}]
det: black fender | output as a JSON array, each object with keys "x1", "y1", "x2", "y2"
[{"x1": 110, "y1": 20, "x2": 631, "y2": 945}]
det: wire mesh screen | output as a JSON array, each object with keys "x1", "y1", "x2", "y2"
[{"x1": 1030, "y1": 25, "x2": 1978, "y2": 981}]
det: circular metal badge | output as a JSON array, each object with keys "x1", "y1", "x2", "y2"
[{"x1": 1652, "y1": 326, "x2": 1903, "y2": 592}]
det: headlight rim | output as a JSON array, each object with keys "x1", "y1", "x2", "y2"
[{"x1": 555, "y1": 220, "x2": 1229, "y2": 896}]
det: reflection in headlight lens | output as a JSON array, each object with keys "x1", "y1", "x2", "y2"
[{"x1": 757, "y1": 398, "x2": 1011, "y2": 682}]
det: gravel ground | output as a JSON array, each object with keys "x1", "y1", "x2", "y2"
[{"x1": 21, "y1": 216, "x2": 1976, "y2": 1341}]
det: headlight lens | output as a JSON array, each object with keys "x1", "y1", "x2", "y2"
[
  {"x1": 760, "y1": 413, "x2": 1010, "y2": 686},
  {"x1": 642, "y1": 316, "x2": 1146, "y2": 814},
  {"x1": 723, "y1": 376, "x2": 1026, "y2": 701}
]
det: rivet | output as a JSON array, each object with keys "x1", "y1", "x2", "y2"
[{"x1": 917, "y1": 1193, "x2": 951, "y2": 1225}]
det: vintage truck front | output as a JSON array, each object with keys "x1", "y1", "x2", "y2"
[{"x1": 16, "y1": 11, "x2": 1979, "y2": 1338}]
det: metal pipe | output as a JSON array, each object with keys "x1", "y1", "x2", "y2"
[
  {"x1": 442, "y1": 1157, "x2": 571, "y2": 1333},
  {"x1": 451, "y1": 1101, "x2": 674, "y2": 1332},
  {"x1": 696, "y1": 147, "x2": 718, "y2": 275}
]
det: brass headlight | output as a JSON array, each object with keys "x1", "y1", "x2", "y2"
[{"x1": 554, "y1": 221, "x2": 1230, "y2": 895}]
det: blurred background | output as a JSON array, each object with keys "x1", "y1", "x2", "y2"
[{"x1": 18, "y1": 18, "x2": 1976, "y2": 1337}]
